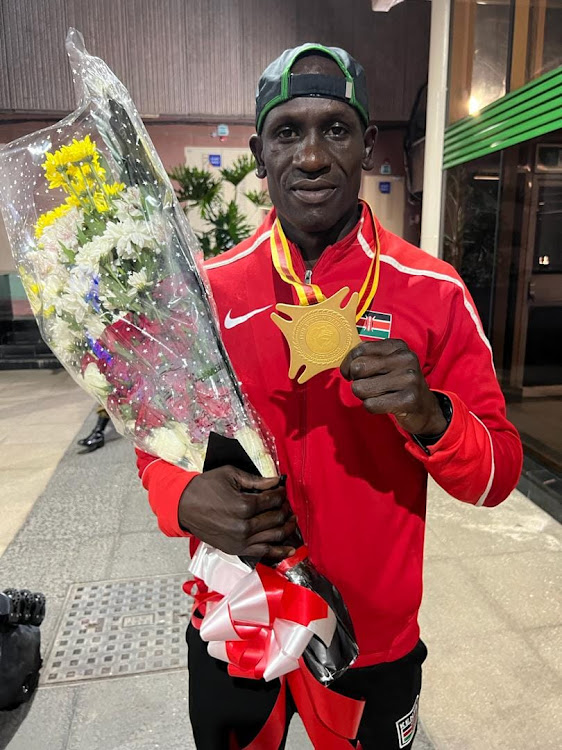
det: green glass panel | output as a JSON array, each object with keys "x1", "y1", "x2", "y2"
[
  {"x1": 444, "y1": 66, "x2": 562, "y2": 169},
  {"x1": 444, "y1": 116, "x2": 562, "y2": 169},
  {"x1": 445, "y1": 81, "x2": 562, "y2": 147},
  {"x1": 446, "y1": 67, "x2": 562, "y2": 140},
  {"x1": 445, "y1": 104, "x2": 562, "y2": 163}
]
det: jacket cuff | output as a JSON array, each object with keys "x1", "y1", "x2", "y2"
[
  {"x1": 411, "y1": 392, "x2": 453, "y2": 452},
  {"x1": 403, "y1": 390, "x2": 466, "y2": 460},
  {"x1": 142, "y1": 459, "x2": 197, "y2": 538}
]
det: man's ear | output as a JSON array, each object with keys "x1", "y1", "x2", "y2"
[
  {"x1": 249, "y1": 134, "x2": 267, "y2": 178},
  {"x1": 362, "y1": 125, "x2": 378, "y2": 172}
]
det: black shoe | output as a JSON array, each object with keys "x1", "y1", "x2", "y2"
[
  {"x1": 79, "y1": 429, "x2": 105, "y2": 452},
  {"x1": 78, "y1": 416, "x2": 109, "y2": 448}
]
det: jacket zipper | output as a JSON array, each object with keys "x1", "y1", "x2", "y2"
[
  {"x1": 302, "y1": 268, "x2": 311, "y2": 543},
  {"x1": 300, "y1": 384, "x2": 309, "y2": 544}
]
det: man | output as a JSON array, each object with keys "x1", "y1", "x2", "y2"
[{"x1": 136, "y1": 44, "x2": 522, "y2": 749}]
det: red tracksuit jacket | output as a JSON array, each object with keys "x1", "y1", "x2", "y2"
[{"x1": 136, "y1": 204, "x2": 522, "y2": 668}]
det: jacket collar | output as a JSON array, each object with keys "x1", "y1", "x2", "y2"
[{"x1": 262, "y1": 200, "x2": 380, "y2": 268}]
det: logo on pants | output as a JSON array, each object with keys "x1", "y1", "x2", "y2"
[{"x1": 396, "y1": 694, "x2": 419, "y2": 748}]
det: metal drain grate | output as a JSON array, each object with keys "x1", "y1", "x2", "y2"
[{"x1": 42, "y1": 574, "x2": 192, "y2": 685}]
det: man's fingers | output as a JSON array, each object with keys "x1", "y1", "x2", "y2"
[
  {"x1": 241, "y1": 543, "x2": 296, "y2": 562},
  {"x1": 351, "y1": 371, "x2": 417, "y2": 401},
  {"x1": 231, "y1": 468, "x2": 282, "y2": 493},
  {"x1": 247, "y1": 508, "x2": 293, "y2": 536},
  {"x1": 346, "y1": 350, "x2": 416, "y2": 382},
  {"x1": 360, "y1": 390, "x2": 417, "y2": 415},
  {"x1": 341, "y1": 339, "x2": 409, "y2": 380},
  {"x1": 240, "y1": 486, "x2": 287, "y2": 517},
  {"x1": 247, "y1": 515, "x2": 297, "y2": 545}
]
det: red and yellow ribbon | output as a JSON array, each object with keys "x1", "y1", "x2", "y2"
[{"x1": 270, "y1": 206, "x2": 381, "y2": 320}]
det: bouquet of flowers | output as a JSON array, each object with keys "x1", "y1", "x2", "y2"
[
  {"x1": 0, "y1": 42, "x2": 272, "y2": 475},
  {"x1": 0, "y1": 30, "x2": 363, "y2": 744},
  {"x1": 15, "y1": 127, "x2": 273, "y2": 473}
]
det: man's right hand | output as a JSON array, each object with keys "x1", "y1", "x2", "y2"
[{"x1": 178, "y1": 466, "x2": 297, "y2": 562}]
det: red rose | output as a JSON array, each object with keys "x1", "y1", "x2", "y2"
[
  {"x1": 101, "y1": 314, "x2": 141, "y2": 352},
  {"x1": 80, "y1": 352, "x2": 97, "y2": 375},
  {"x1": 135, "y1": 401, "x2": 167, "y2": 433}
]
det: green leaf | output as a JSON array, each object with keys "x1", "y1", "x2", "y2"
[
  {"x1": 120, "y1": 403, "x2": 135, "y2": 421},
  {"x1": 58, "y1": 242, "x2": 76, "y2": 264},
  {"x1": 219, "y1": 154, "x2": 255, "y2": 187},
  {"x1": 168, "y1": 166, "x2": 222, "y2": 206},
  {"x1": 76, "y1": 224, "x2": 90, "y2": 246},
  {"x1": 197, "y1": 233, "x2": 216, "y2": 258},
  {"x1": 168, "y1": 156, "x2": 257, "y2": 258},
  {"x1": 244, "y1": 189, "x2": 272, "y2": 208},
  {"x1": 210, "y1": 201, "x2": 252, "y2": 253}
]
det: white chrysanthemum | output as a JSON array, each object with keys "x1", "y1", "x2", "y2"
[
  {"x1": 101, "y1": 218, "x2": 160, "y2": 260},
  {"x1": 48, "y1": 315, "x2": 80, "y2": 354},
  {"x1": 41, "y1": 271, "x2": 68, "y2": 313},
  {"x1": 40, "y1": 205, "x2": 83, "y2": 251},
  {"x1": 56, "y1": 268, "x2": 91, "y2": 324},
  {"x1": 82, "y1": 362, "x2": 111, "y2": 398},
  {"x1": 84, "y1": 314, "x2": 107, "y2": 341},
  {"x1": 128, "y1": 268, "x2": 150, "y2": 292},
  {"x1": 114, "y1": 186, "x2": 144, "y2": 222},
  {"x1": 75, "y1": 234, "x2": 114, "y2": 273},
  {"x1": 28, "y1": 244, "x2": 61, "y2": 276},
  {"x1": 146, "y1": 421, "x2": 204, "y2": 470}
]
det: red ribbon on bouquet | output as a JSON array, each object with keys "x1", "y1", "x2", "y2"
[
  {"x1": 186, "y1": 545, "x2": 364, "y2": 748},
  {"x1": 243, "y1": 661, "x2": 364, "y2": 750}
]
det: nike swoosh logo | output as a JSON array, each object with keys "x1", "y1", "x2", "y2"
[{"x1": 224, "y1": 304, "x2": 272, "y2": 329}]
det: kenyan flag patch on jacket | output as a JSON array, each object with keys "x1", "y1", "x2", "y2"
[{"x1": 357, "y1": 310, "x2": 392, "y2": 340}]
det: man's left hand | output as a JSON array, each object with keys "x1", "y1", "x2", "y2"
[{"x1": 340, "y1": 339, "x2": 448, "y2": 437}]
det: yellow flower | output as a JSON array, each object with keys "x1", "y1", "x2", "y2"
[
  {"x1": 65, "y1": 194, "x2": 82, "y2": 208},
  {"x1": 92, "y1": 192, "x2": 111, "y2": 213},
  {"x1": 41, "y1": 137, "x2": 123, "y2": 214},
  {"x1": 58, "y1": 135, "x2": 99, "y2": 167},
  {"x1": 67, "y1": 171, "x2": 96, "y2": 200},
  {"x1": 91, "y1": 183, "x2": 125, "y2": 213},
  {"x1": 43, "y1": 152, "x2": 68, "y2": 190},
  {"x1": 67, "y1": 161, "x2": 106, "y2": 183},
  {"x1": 18, "y1": 266, "x2": 42, "y2": 316},
  {"x1": 42, "y1": 136, "x2": 103, "y2": 191},
  {"x1": 35, "y1": 203, "x2": 72, "y2": 238},
  {"x1": 105, "y1": 182, "x2": 125, "y2": 197}
]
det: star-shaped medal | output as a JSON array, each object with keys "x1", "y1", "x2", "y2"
[{"x1": 271, "y1": 287, "x2": 361, "y2": 384}]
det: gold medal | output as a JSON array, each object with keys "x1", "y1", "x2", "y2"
[
  {"x1": 269, "y1": 205, "x2": 380, "y2": 383},
  {"x1": 271, "y1": 288, "x2": 361, "y2": 384}
]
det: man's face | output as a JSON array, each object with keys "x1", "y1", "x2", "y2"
[{"x1": 251, "y1": 56, "x2": 375, "y2": 235}]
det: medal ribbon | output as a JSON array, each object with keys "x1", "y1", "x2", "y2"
[{"x1": 270, "y1": 206, "x2": 381, "y2": 320}]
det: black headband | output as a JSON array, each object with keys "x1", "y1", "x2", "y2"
[{"x1": 288, "y1": 74, "x2": 354, "y2": 104}]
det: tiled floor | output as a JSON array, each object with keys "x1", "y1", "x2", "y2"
[
  {"x1": 0, "y1": 370, "x2": 561, "y2": 749},
  {"x1": 0, "y1": 370, "x2": 93, "y2": 556},
  {"x1": 419, "y1": 483, "x2": 562, "y2": 750}
]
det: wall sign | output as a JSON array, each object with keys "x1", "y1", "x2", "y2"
[
  {"x1": 379, "y1": 181, "x2": 392, "y2": 194},
  {"x1": 380, "y1": 159, "x2": 392, "y2": 175},
  {"x1": 209, "y1": 154, "x2": 222, "y2": 168}
]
